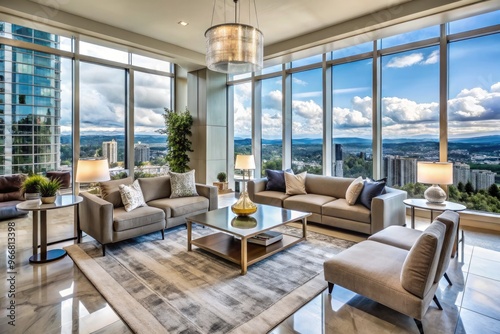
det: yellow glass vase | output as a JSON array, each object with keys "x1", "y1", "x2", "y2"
[{"x1": 231, "y1": 191, "x2": 257, "y2": 216}]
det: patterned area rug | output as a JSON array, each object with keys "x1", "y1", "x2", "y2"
[{"x1": 65, "y1": 225, "x2": 354, "y2": 333}]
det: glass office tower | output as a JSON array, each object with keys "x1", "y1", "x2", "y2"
[{"x1": 0, "y1": 22, "x2": 61, "y2": 174}]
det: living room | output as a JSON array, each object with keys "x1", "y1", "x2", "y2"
[{"x1": 0, "y1": 0, "x2": 500, "y2": 333}]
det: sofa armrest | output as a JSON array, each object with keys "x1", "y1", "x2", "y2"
[
  {"x1": 79, "y1": 192, "x2": 114, "y2": 244},
  {"x1": 371, "y1": 187, "x2": 407, "y2": 234},
  {"x1": 196, "y1": 183, "x2": 218, "y2": 211},
  {"x1": 247, "y1": 178, "x2": 267, "y2": 202}
]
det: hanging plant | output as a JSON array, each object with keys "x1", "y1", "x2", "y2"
[{"x1": 156, "y1": 108, "x2": 194, "y2": 173}]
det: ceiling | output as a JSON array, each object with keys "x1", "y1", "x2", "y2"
[{"x1": 0, "y1": 0, "x2": 494, "y2": 70}]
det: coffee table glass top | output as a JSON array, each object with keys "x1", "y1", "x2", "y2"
[{"x1": 186, "y1": 205, "x2": 311, "y2": 238}]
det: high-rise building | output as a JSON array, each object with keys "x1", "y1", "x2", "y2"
[
  {"x1": 134, "y1": 142, "x2": 150, "y2": 163},
  {"x1": 333, "y1": 144, "x2": 343, "y2": 177},
  {"x1": 102, "y1": 139, "x2": 118, "y2": 164},
  {"x1": 384, "y1": 155, "x2": 417, "y2": 187},
  {"x1": 0, "y1": 23, "x2": 61, "y2": 174},
  {"x1": 471, "y1": 170, "x2": 497, "y2": 191},
  {"x1": 453, "y1": 162, "x2": 470, "y2": 186}
]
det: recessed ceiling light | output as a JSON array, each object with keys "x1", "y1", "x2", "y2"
[{"x1": 178, "y1": 21, "x2": 189, "y2": 26}]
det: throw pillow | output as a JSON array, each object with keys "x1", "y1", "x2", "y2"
[
  {"x1": 345, "y1": 176, "x2": 364, "y2": 205},
  {"x1": 100, "y1": 176, "x2": 134, "y2": 207},
  {"x1": 358, "y1": 178, "x2": 386, "y2": 209},
  {"x1": 169, "y1": 170, "x2": 198, "y2": 198},
  {"x1": 265, "y1": 169, "x2": 294, "y2": 192},
  {"x1": 284, "y1": 171, "x2": 307, "y2": 195},
  {"x1": 118, "y1": 180, "x2": 146, "y2": 212}
]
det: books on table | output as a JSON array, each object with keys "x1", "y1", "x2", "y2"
[{"x1": 248, "y1": 231, "x2": 283, "y2": 246}]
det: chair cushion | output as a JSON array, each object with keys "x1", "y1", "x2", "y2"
[
  {"x1": 358, "y1": 178, "x2": 386, "y2": 209},
  {"x1": 0, "y1": 174, "x2": 26, "y2": 201},
  {"x1": 345, "y1": 176, "x2": 364, "y2": 205},
  {"x1": 148, "y1": 196, "x2": 209, "y2": 218},
  {"x1": 138, "y1": 176, "x2": 171, "y2": 202},
  {"x1": 169, "y1": 170, "x2": 198, "y2": 198},
  {"x1": 434, "y1": 211, "x2": 459, "y2": 281},
  {"x1": 265, "y1": 169, "x2": 293, "y2": 192},
  {"x1": 368, "y1": 226, "x2": 421, "y2": 250},
  {"x1": 119, "y1": 180, "x2": 146, "y2": 212},
  {"x1": 100, "y1": 176, "x2": 134, "y2": 208},
  {"x1": 113, "y1": 206, "x2": 165, "y2": 232},
  {"x1": 254, "y1": 191, "x2": 290, "y2": 207},
  {"x1": 322, "y1": 199, "x2": 371, "y2": 224},
  {"x1": 284, "y1": 194, "x2": 335, "y2": 214},
  {"x1": 401, "y1": 221, "x2": 445, "y2": 298},
  {"x1": 285, "y1": 171, "x2": 307, "y2": 195}
]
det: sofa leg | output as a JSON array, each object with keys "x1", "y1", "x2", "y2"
[
  {"x1": 433, "y1": 295, "x2": 443, "y2": 310},
  {"x1": 102, "y1": 244, "x2": 106, "y2": 256},
  {"x1": 414, "y1": 319, "x2": 424, "y2": 334},
  {"x1": 444, "y1": 272, "x2": 453, "y2": 286},
  {"x1": 161, "y1": 229, "x2": 165, "y2": 240},
  {"x1": 327, "y1": 282, "x2": 334, "y2": 294},
  {"x1": 77, "y1": 229, "x2": 82, "y2": 243}
]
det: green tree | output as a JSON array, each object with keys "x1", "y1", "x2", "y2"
[
  {"x1": 488, "y1": 184, "x2": 500, "y2": 199},
  {"x1": 465, "y1": 181, "x2": 475, "y2": 195},
  {"x1": 156, "y1": 108, "x2": 193, "y2": 173},
  {"x1": 457, "y1": 182, "x2": 465, "y2": 192}
]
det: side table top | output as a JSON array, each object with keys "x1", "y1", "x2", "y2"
[
  {"x1": 403, "y1": 198, "x2": 466, "y2": 211},
  {"x1": 16, "y1": 194, "x2": 83, "y2": 211}
]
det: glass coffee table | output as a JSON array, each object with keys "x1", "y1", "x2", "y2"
[{"x1": 186, "y1": 204, "x2": 311, "y2": 275}]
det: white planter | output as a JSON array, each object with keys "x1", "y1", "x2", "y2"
[{"x1": 25, "y1": 192, "x2": 40, "y2": 200}]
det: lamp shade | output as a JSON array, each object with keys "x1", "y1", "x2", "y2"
[
  {"x1": 75, "y1": 159, "x2": 111, "y2": 183},
  {"x1": 417, "y1": 162, "x2": 453, "y2": 185},
  {"x1": 235, "y1": 155, "x2": 255, "y2": 170}
]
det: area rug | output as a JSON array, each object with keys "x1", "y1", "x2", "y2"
[{"x1": 65, "y1": 225, "x2": 354, "y2": 334}]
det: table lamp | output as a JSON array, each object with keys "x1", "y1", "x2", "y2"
[
  {"x1": 417, "y1": 162, "x2": 453, "y2": 203},
  {"x1": 231, "y1": 155, "x2": 257, "y2": 216},
  {"x1": 75, "y1": 158, "x2": 111, "y2": 195}
]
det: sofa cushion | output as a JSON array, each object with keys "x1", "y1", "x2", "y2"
[
  {"x1": 139, "y1": 176, "x2": 172, "y2": 202},
  {"x1": 322, "y1": 198, "x2": 371, "y2": 224},
  {"x1": 119, "y1": 180, "x2": 146, "y2": 212},
  {"x1": 401, "y1": 221, "x2": 445, "y2": 298},
  {"x1": 358, "y1": 178, "x2": 386, "y2": 209},
  {"x1": 285, "y1": 171, "x2": 307, "y2": 195},
  {"x1": 254, "y1": 191, "x2": 290, "y2": 207},
  {"x1": 0, "y1": 200, "x2": 28, "y2": 220},
  {"x1": 148, "y1": 196, "x2": 209, "y2": 218},
  {"x1": 368, "y1": 226, "x2": 421, "y2": 250},
  {"x1": 345, "y1": 176, "x2": 364, "y2": 205},
  {"x1": 113, "y1": 206, "x2": 165, "y2": 232},
  {"x1": 265, "y1": 169, "x2": 293, "y2": 192},
  {"x1": 100, "y1": 176, "x2": 134, "y2": 208},
  {"x1": 169, "y1": 170, "x2": 198, "y2": 198},
  {"x1": 305, "y1": 174, "x2": 354, "y2": 199},
  {"x1": 0, "y1": 174, "x2": 26, "y2": 201},
  {"x1": 284, "y1": 194, "x2": 335, "y2": 214}
]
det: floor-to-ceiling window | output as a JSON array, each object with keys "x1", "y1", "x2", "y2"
[{"x1": 260, "y1": 76, "x2": 283, "y2": 174}]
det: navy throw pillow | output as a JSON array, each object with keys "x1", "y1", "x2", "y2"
[
  {"x1": 265, "y1": 169, "x2": 293, "y2": 192},
  {"x1": 358, "y1": 178, "x2": 386, "y2": 209}
]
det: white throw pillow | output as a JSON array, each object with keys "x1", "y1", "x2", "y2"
[
  {"x1": 284, "y1": 171, "x2": 307, "y2": 195},
  {"x1": 119, "y1": 180, "x2": 146, "y2": 212},
  {"x1": 345, "y1": 176, "x2": 364, "y2": 205},
  {"x1": 169, "y1": 170, "x2": 198, "y2": 198}
]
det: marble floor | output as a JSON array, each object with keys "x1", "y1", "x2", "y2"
[{"x1": 0, "y1": 192, "x2": 499, "y2": 333}]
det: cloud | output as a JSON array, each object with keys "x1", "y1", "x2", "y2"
[
  {"x1": 448, "y1": 84, "x2": 500, "y2": 121},
  {"x1": 262, "y1": 89, "x2": 282, "y2": 110},
  {"x1": 382, "y1": 97, "x2": 439, "y2": 123},
  {"x1": 291, "y1": 100, "x2": 323, "y2": 136},
  {"x1": 387, "y1": 53, "x2": 424, "y2": 68},
  {"x1": 333, "y1": 87, "x2": 370, "y2": 94},
  {"x1": 333, "y1": 96, "x2": 372, "y2": 128},
  {"x1": 423, "y1": 50, "x2": 439, "y2": 64},
  {"x1": 292, "y1": 77, "x2": 308, "y2": 86},
  {"x1": 293, "y1": 91, "x2": 322, "y2": 99}
]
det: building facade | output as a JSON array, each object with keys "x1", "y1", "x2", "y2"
[
  {"x1": 471, "y1": 169, "x2": 497, "y2": 191},
  {"x1": 134, "y1": 142, "x2": 150, "y2": 163},
  {"x1": 102, "y1": 139, "x2": 118, "y2": 164},
  {"x1": 384, "y1": 156, "x2": 417, "y2": 187}
]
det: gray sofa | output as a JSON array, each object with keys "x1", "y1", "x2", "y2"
[
  {"x1": 78, "y1": 175, "x2": 218, "y2": 255},
  {"x1": 248, "y1": 174, "x2": 407, "y2": 235}
]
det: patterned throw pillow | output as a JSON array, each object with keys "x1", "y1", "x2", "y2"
[
  {"x1": 169, "y1": 170, "x2": 198, "y2": 198},
  {"x1": 118, "y1": 180, "x2": 146, "y2": 212}
]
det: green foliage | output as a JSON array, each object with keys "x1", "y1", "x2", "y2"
[
  {"x1": 157, "y1": 108, "x2": 193, "y2": 173},
  {"x1": 343, "y1": 154, "x2": 373, "y2": 178},
  {"x1": 465, "y1": 181, "x2": 475, "y2": 195},
  {"x1": 111, "y1": 172, "x2": 129, "y2": 180},
  {"x1": 37, "y1": 178, "x2": 62, "y2": 197},
  {"x1": 261, "y1": 158, "x2": 283, "y2": 175},
  {"x1": 488, "y1": 184, "x2": 500, "y2": 199},
  {"x1": 134, "y1": 171, "x2": 156, "y2": 179},
  {"x1": 217, "y1": 172, "x2": 227, "y2": 182},
  {"x1": 22, "y1": 174, "x2": 48, "y2": 193},
  {"x1": 457, "y1": 182, "x2": 465, "y2": 192}
]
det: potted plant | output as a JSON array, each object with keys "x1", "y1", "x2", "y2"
[
  {"x1": 214, "y1": 171, "x2": 229, "y2": 193},
  {"x1": 38, "y1": 178, "x2": 62, "y2": 204},
  {"x1": 22, "y1": 174, "x2": 47, "y2": 200}
]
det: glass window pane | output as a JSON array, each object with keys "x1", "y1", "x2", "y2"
[
  {"x1": 291, "y1": 68, "x2": 323, "y2": 174},
  {"x1": 80, "y1": 41, "x2": 128, "y2": 63},
  {"x1": 261, "y1": 76, "x2": 282, "y2": 174},
  {"x1": 134, "y1": 71, "x2": 172, "y2": 176},
  {"x1": 80, "y1": 62, "x2": 126, "y2": 173},
  {"x1": 448, "y1": 33, "x2": 500, "y2": 214},
  {"x1": 260, "y1": 64, "x2": 282, "y2": 75},
  {"x1": 292, "y1": 55, "x2": 322, "y2": 68},
  {"x1": 381, "y1": 46, "x2": 440, "y2": 187},
  {"x1": 233, "y1": 82, "x2": 252, "y2": 167},
  {"x1": 448, "y1": 10, "x2": 500, "y2": 34},
  {"x1": 229, "y1": 73, "x2": 252, "y2": 81},
  {"x1": 332, "y1": 59, "x2": 373, "y2": 178},
  {"x1": 381, "y1": 26, "x2": 440, "y2": 49},
  {"x1": 333, "y1": 41, "x2": 373, "y2": 59},
  {"x1": 132, "y1": 54, "x2": 171, "y2": 72}
]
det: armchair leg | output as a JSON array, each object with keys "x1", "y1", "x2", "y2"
[
  {"x1": 161, "y1": 229, "x2": 165, "y2": 240},
  {"x1": 414, "y1": 319, "x2": 424, "y2": 334},
  {"x1": 444, "y1": 272, "x2": 453, "y2": 286},
  {"x1": 77, "y1": 229, "x2": 82, "y2": 243},
  {"x1": 433, "y1": 295, "x2": 443, "y2": 310},
  {"x1": 102, "y1": 244, "x2": 106, "y2": 256},
  {"x1": 328, "y1": 282, "x2": 334, "y2": 294}
]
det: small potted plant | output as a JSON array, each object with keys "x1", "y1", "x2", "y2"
[
  {"x1": 22, "y1": 174, "x2": 48, "y2": 200},
  {"x1": 38, "y1": 178, "x2": 62, "y2": 204},
  {"x1": 213, "y1": 172, "x2": 229, "y2": 193}
]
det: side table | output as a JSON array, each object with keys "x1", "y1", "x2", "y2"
[
  {"x1": 16, "y1": 194, "x2": 83, "y2": 264},
  {"x1": 403, "y1": 198, "x2": 466, "y2": 257}
]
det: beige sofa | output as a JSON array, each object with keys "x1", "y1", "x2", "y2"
[
  {"x1": 78, "y1": 175, "x2": 218, "y2": 255},
  {"x1": 248, "y1": 174, "x2": 407, "y2": 235}
]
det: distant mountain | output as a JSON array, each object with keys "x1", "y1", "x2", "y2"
[{"x1": 450, "y1": 135, "x2": 500, "y2": 144}]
